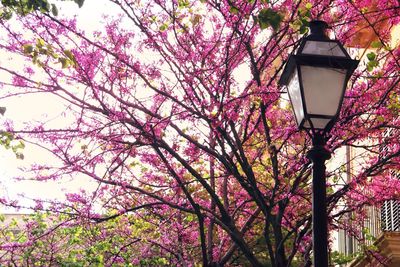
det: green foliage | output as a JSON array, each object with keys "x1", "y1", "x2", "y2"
[
  {"x1": 0, "y1": 131, "x2": 25, "y2": 159},
  {"x1": 159, "y1": 23, "x2": 168, "y2": 32},
  {"x1": 23, "y1": 39, "x2": 57, "y2": 66},
  {"x1": 229, "y1": 6, "x2": 239, "y2": 14},
  {"x1": 366, "y1": 52, "x2": 376, "y2": 61},
  {"x1": 178, "y1": 0, "x2": 189, "y2": 9},
  {"x1": 362, "y1": 227, "x2": 377, "y2": 243},
  {"x1": 1, "y1": 0, "x2": 51, "y2": 17},
  {"x1": 62, "y1": 49, "x2": 77, "y2": 68},
  {"x1": 388, "y1": 92, "x2": 400, "y2": 114},
  {"x1": 140, "y1": 257, "x2": 169, "y2": 266},
  {"x1": 22, "y1": 39, "x2": 76, "y2": 68},
  {"x1": 257, "y1": 8, "x2": 282, "y2": 31},
  {"x1": 0, "y1": 211, "x2": 176, "y2": 265},
  {"x1": 370, "y1": 41, "x2": 383, "y2": 49},
  {"x1": 291, "y1": 4, "x2": 312, "y2": 34},
  {"x1": 366, "y1": 52, "x2": 379, "y2": 71},
  {"x1": 71, "y1": 0, "x2": 84, "y2": 8},
  {"x1": 0, "y1": 0, "x2": 84, "y2": 19},
  {"x1": 366, "y1": 60, "x2": 379, "y2": 71},
  {"x1": 331, "y1": 251, "x2": 358, "y2": 265}
]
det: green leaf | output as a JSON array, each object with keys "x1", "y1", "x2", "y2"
[
  {"x1": 0, "y1": 10, "x2": 13, "y2": 20},
  {"x1": 300, "y1": 25, "x2": 308, "y2": 34},
  {"x1": 36, "y1": 38, "x2": 45, "y2": 48},
  {"x1": 64, "y1": 50, "x2": 74, "y2": 60},
  {"x1": 178, "y1": 0, "x2": 189, "y2": 8},
  {"x1": 371, "y1": 40, "x2": 383, "y2": 48},
  {"x1": 16, "y1": 141, "x2": 25, "y2": 150},
  {"x1": 252, "y1": 15, "x2": 258, "y2": 24},
  {"x1": 63, "y1": 50, "x2": 77, "y2": 67},
  {"x1": 258, "y1": 19, "x2": 268, "y2": 30},
  {"x1": 22, "y1": 44, "x2": 33, "y2": 54},
  {"x1": 159, "y1": 23, "x2": 168, "y2": 31},
  {"x1": 38, "y1": 47, "x2": 47, "y2": 55},
  {"x1": 366, "y1": 52, "x2": 376, "y2": 61},
  {"x1": 39, "y1": 1, "x2": 50, "y2": 13},
  {"x1": 377, "y1": 115, "x2": 385, "y2": 122},
  {"x1": 229, "y1": 6, "x2": 239, "y2": 14},
  {"x1": 257, "y1": 8, "x2": 282, "y2": 31},
  {"x1": 150, "y1": 15, "x2": 157, "y2": 23},
  {"x1": 369, "y1": 59, "x2": 378, "y2": 67},
  {"x1": 366, "y1": 60, "x2": 378, "y2": 71},
  {"x1": 59, "y1": 57, "x2": 69, "y2": 68},
  {"x1": 74, "y1": 0, "x2": 85, "y2": 8},
  {"x1": 51, "y1": 4, "x2": 58, "y2": 16}
]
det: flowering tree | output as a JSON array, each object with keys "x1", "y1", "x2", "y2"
[{"x1": 0, "y1": 0, "x2": 399, "y2": 266}]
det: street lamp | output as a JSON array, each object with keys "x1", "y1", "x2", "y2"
[{"x1": 279, "y1": 21, "x2": 359, "y2": 267}]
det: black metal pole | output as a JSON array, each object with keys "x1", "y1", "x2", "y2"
[{"x1": 307, "y1": 133, "x2": 331, "y2": 267}]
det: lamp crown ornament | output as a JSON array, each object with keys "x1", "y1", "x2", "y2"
[{"x1": 308, "y1": 20, "x2": 329, "y2": 40}]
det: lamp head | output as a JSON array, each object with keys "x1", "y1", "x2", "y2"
[{"x1": 279, "y1": 21, "x2": 359, "y2": 133}]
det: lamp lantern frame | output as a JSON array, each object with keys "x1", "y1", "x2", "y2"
[{"x1": 279, "y1": 21, "x2": 359, "y2": 133}]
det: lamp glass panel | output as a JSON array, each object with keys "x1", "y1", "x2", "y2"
[
  {"x1": 300, "y1": 66, "x2": 346, "y2": 116},
  {"x1": 303, "y1": 118, "x2": 331, "y2": 129},
  {"x1": 301, "y1": 41, "x2": 346, "y2": 57},
  {"x1": 287, "y1": 69, "x2": 304, "y2": 126}
]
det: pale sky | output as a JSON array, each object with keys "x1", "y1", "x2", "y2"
[
  {"x1": 0, "y1": 0, "x2": 122, "y2": 212},
  {"x1": 2, "y1": 0, "x2": 398, "y2": 215}
]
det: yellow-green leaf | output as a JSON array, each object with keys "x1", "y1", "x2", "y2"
[
  {"x1": 36, "y1": 38, "x2": 45, "y2": 48},
  {"x1": 22, "y1": 44, "x2": 33, "y2": 54}
]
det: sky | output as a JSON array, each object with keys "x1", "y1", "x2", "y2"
[
  {"x1": 0, "y1": 0, "x2": 397, "y2": 256},
  {"x1": 1, "y1": 0, "x2": 398, "y2": 215},
  {"x1": 0, "y1": 0, "x2": 247, "y2": 213},
  {"x1": 0, "y1": 0, "x2": 122, "y2": 213}
]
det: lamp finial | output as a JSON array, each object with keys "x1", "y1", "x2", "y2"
[{"x1": 308, "y1": 20, "x2": 329, "y2": 40}]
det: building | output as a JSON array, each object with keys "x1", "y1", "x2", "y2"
[{"x1": 337, "y1": 138, "x2": 400, "y2": 266}]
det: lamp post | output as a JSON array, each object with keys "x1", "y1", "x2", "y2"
[{"x1": 279, "y1": 21, "x2": 359, "y2": 267}]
